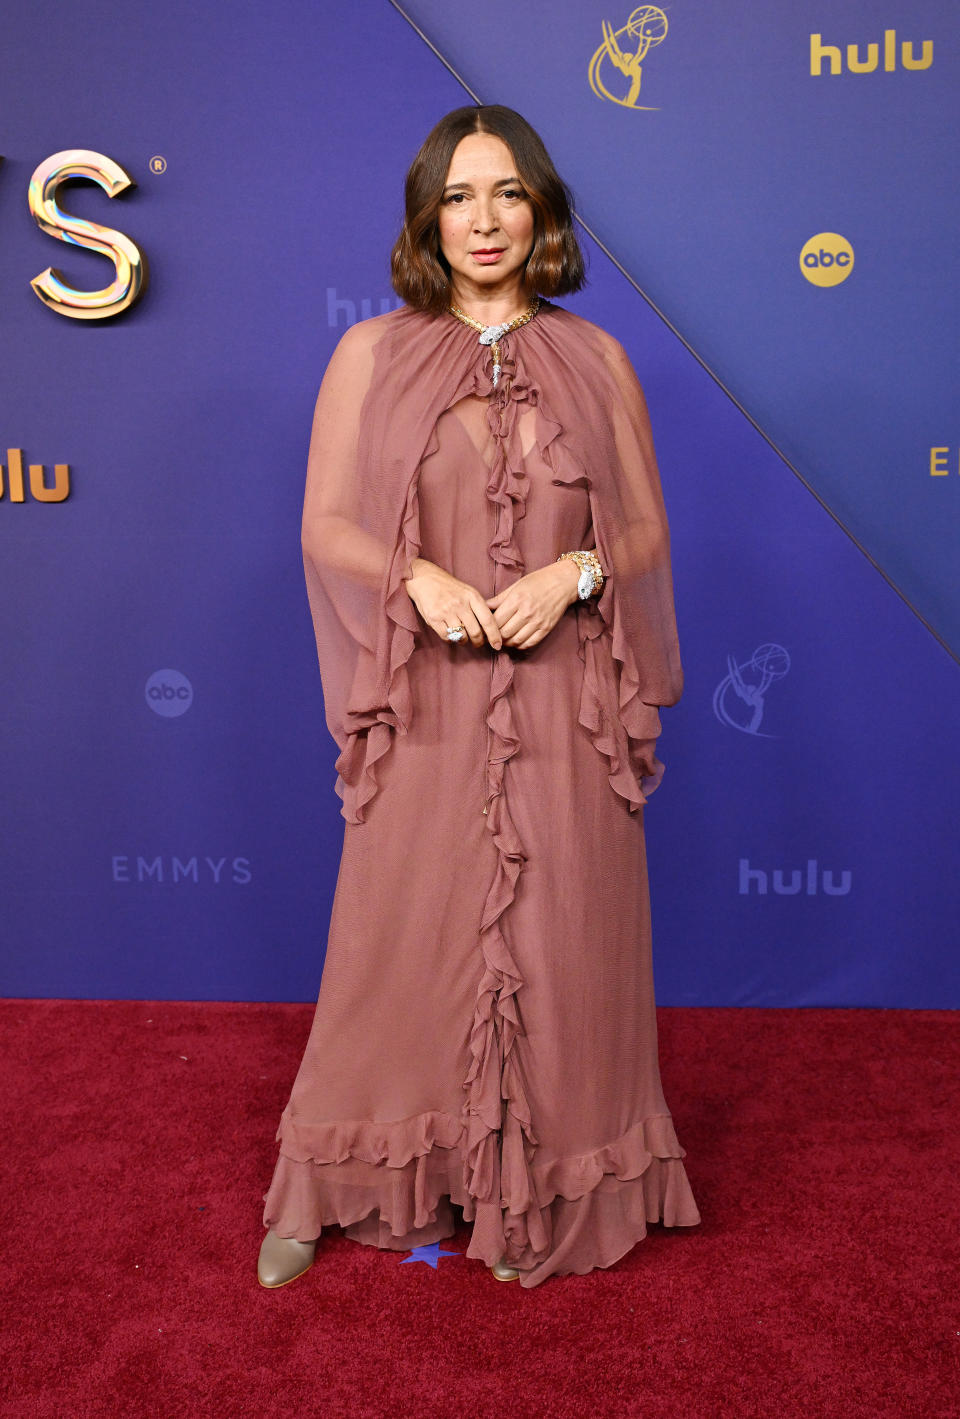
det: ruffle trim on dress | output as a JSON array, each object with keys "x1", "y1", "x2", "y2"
[
  {"x1": 263, "y1": 1137, "x2": 468, "y2": 1244},
  {"x1": 276, "y1": 1106, "x2": 464, "y2": 1168},
  {"x1": 332, "y1": 465, "x2": 424, "y2": 824},
  {"x1": 262, "y1": 1106, "x2": 701, "y2": 1282},
  {"x1": 460, "y1": 341, "x2": 541, "y2": 1266},
  {"x1": 503, "y1": 1109, "x2": 701, "y2": 1283},
  {"x1": 529, "y1": 1112, "x2": 691, "y2": 1204},
  {"x1": 535, "y1": 399, "x2": 666, "y2": 813}
]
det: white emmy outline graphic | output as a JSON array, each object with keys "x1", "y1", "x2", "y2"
[{"x1": 712, "y1": 644, "x2": 791, "y2": 737}]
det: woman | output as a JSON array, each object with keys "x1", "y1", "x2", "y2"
[{"x1": 258, "y1": 104, "x2": 701, "y2": 1290}]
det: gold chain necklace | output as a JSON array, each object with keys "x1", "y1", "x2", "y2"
[{"x1": 448, "y1": 295, "x2": 541, "y2": 389}]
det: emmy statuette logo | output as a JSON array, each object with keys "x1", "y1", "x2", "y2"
[
  {"x1": 713, "y1": 643, "x2": 790, "y2": 737},
  {"x1": 588, "y1": 7, "x2": 669, "y2": 109}
]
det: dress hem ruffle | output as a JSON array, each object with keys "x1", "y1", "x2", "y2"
[{"x1": 262, "y1": 1107, "x2": 701, "y2": 1288}]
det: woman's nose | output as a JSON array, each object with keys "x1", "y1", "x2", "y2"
[{"x1": 474, "y1": 204, "x2": 498, "y2": 233}]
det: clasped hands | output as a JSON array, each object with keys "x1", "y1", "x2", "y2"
[{"x1": 404, "y1": 557, "x2": 581, "y2": 652}]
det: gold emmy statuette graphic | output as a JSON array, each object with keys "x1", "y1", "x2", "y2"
[
  {"x1": 28, "y1": 149, "x2": 148, "y2": 319},
  {"x1": 1, "y1": 449, "x2": 70, "y2": 503},
  {"x1": 589, "y1": 6, "x2": 669, "y2": 109}
]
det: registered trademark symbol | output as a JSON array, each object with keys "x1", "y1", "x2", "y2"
[{"x1": 149, "y1": 155, "x2": 167, "y2": 174}]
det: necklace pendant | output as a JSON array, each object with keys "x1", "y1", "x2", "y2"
[{"x1": 447, "y1": 297, "x2": 541, "y2": 392}]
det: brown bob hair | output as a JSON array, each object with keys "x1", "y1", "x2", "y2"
[{"x1": 390, "y1": 105, "x2": 587, "y2": 315}]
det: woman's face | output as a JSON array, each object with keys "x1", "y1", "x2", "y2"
[{"x1": 436, "y1": 132, "x2": 535, "y2": 301}]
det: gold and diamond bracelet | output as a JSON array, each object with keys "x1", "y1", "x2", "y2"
[{"x1": 558, "y1": 549, "x2": 604, "y2": 599}]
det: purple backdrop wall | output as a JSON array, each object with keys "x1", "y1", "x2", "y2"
[{"x1": 1, "y1": 0, "x2": 957, "y2": 1005}]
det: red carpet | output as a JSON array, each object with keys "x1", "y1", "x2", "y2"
[{"x1": 0, "y1": 1001, "x2": 956, "y2": 1418}]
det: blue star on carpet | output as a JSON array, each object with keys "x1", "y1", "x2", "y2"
[{"x1": 399, "y1": 1243, "x2": 460, "y2": 1270}]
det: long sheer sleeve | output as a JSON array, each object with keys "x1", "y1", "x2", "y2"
[
  {"x1": 597, "y1": 336, "x2": 683, "y2": 701},
  {"x1": 302, "y1": 321, "x2": 395, "y2": 640},
  {"x1": 562, "y1": 329, "x2": 684, "y2": 811},
  {"x1": 300, "y1": 318, "x2": 423, "y2": 823}
]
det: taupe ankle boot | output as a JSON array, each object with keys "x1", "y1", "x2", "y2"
[
  {"x1": 490, "y1": 1256, "x2": 521, "y2": 1281},
  {"x1": 257, "y1": 1229, "x2": 318, "y2": 1288}
]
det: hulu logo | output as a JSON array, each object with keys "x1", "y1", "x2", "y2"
[
  {"x1": 1, "y1": 448, "x2": 70, "y2": 503},
  {"x1": 739, "y1": 858, "x2": 852, "y2": 897},
  {"x1": 326, "y1": 288, "x2": 405, "y2": 329},
  {"x1": 810, "y1": 30, "x2": 933, "y2": 76}
]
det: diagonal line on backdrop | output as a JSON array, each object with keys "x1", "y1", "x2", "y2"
[{"x1": 387, "y1": 0, "x2": 960, "y2": 670}]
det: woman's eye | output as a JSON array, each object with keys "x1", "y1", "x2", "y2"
[{"x1": 443, "y1": 190, "x2": 525, "y2": 204}]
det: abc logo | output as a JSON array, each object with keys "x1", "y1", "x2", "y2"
[
  {"x1": 145, "y1": 668, "x2": 193, "y2": 718},
  {"x1": 800, "y1": 232, "x2": 854, "y2": 287}
]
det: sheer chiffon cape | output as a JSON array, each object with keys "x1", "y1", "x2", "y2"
[{"x1": 300, "y1": 298, "x2": 684, "y2": 824}]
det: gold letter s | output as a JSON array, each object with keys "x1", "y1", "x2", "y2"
[{"x1": 27, "y1": 149, "x2": 148, "y2": 319}]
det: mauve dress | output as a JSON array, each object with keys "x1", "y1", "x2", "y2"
[{"x1": 261, "y1": 326, "x2": 701, "y2": 1288}]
